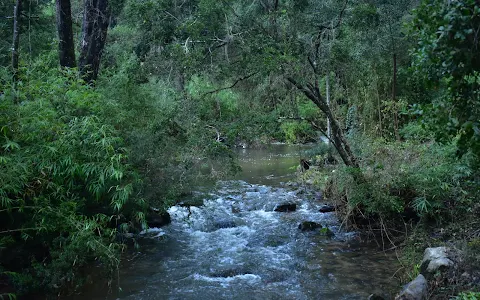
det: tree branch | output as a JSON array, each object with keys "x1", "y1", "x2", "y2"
[
  {"x1": 287, "y1": 77, "x2": 316, "y2": 102},
  {"x1": 204, "y1": 72, "x2": 258, "y2": 95},
  {"x1": 308, "y1": 55, "x2": 318, "y2": 74},
  {"x1": 317, "y1": 0, "x2": 348, "y2": 31}
]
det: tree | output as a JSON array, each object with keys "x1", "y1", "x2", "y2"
[
  {"x1": 55, "y1": 0, "x2": 76, "y2": 68},
  {"x1": 11, "y1": 0, "x2": 21, "y2": 84},
  {"x1": 78, "y1": 0, "x2": 110, "y2": 84},
  {"x1": 285, "y1": 0, "x2": 360, "y2": 168},
  {"x1": 409, "y1": 0, "x2": 480, "y2": 157}
]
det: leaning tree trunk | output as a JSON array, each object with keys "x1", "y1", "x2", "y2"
[
  {"x1": 12, "y1": 0, "x2": 21, "y2": 84},
  {"x1": 287, "y1": 77, "x2": 360, "y2": 169},
  {"x1": 78, "y1": 0, "x2": 110, "y2": 84},
  {"x1": 56, "y1": 0, "x2": 76, "y2": 68},
  {"x1": 326, "y1": 74, "x2": 331, "y2": 144}
]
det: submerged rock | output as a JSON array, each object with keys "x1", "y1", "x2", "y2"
[
  {"x1": 146, "y1": 211, "x2": 171, "y2": 228},
  {"x1": 319, "y1": 204, "x2": 335, "y2": 213},
  {"x1": 298, "y1": 221, "x2": 322, "y2": 231},
  {"x1": 177, "y1": 198, "x2": 204, "y2": 207},
  {"x1": 213, "y1": 219, "x2": 237, "y2": 229},
  {"x1": 274, "y1": 203, "x2": 297, "y2": 212},
  {"x1": 395, "y1": 274, "x2": 427, "y2": 300},
  {"x1": 210, "y1": 268, "x2": 249, "y2": 278},
  {"x1": 420, "y1": 247, "x2": 454, "y2": 277},
  {"x1": 231, "y1": 205, "x2": 241, "y2": 213}
]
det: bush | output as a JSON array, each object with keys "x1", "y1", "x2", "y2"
[
  {"x1": 280, "y1": 121, "x2": 317, "y2": 144},
  {"x1": 327, "y1": 136, "x2": 474, "y2": 223},
  {"x1": 0, "y1": 62, "x2": 144, "y2": 295}
]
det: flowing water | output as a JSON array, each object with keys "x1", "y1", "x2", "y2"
[{"x1": 78, "y1": 144, "x2": 400, "y2": 300}]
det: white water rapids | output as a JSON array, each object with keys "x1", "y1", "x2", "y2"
[{"x1": 77, "y1": 145, "x2": 399, "y2": 300}]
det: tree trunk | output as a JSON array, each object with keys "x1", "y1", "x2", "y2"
[
  {"x1": 287, "y1": 77, "x2": 360, "y2": 169},
  {"x1": 56, "y1": 0, "x2": 76, "y2": 68},
  {"x1": 12, "y1": 0, "x2": 21, "y2": 84},
  {"x1": 78, "y1": 0, "x2": 110, "y2": 84},
  {"x1": 392, "y1": 53, "x2": 400, "y2": 140},
  {"x1": 326, "y1": 74, "x2": 331, "y2": 144}
]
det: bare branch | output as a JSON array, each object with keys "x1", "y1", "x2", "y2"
[{"x1": 204, "y1": 72, "x2": 258, "y2": 95}]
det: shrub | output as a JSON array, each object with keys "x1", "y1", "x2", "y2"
[
  {"x1": 327, "y1": 136, "x2": 474, "y2": 223},
  {"x1": 0, "y1": 62, "x2": 144, "y2": 295},
  {"x1": 280, "y1": 120, "x2": 317, "y2": 143}
]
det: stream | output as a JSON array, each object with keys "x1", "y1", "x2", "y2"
[{"x1": 78, "y1": 144, "x2": 399, "y2": 299}]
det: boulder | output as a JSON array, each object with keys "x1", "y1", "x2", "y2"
[
  {"x1": 211, "y1": 268, "x2": 249, "y2": 278},
  {"x1": 319, "y1": 204, "x2": 335, "y2": 213},
  {"x1": 395, "y1": 274, "x2": 427, "y2": 300},
  {"x1": 146, "y1": 211, "x2": 171, "y2": 228},
  {"x1": 274, "y1": 203, "x2": 297, "y2": 212},
  {"x1": 420, "y1": 247, "x2": 453, "y2": 277},
  {"x1": 298, "y1": 221, "x2": 322, "y2": 231}
]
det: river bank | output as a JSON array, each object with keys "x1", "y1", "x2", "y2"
[{"x1": 296, "y1": 140, "x2": 480, "y2": 299}]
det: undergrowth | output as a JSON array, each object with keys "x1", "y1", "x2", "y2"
[
  {"x1": 303, "y1": 134, "x2": 480, "y2": 298},
  {"x1": 0, "y1": 61, "x2": 145, "y2": 296}
]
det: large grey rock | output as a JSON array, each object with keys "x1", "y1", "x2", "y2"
[
  {"x1": 395, "y1": 274, "x2": 427, "y2": 300},
  {"x1": 420, "y1": 247, "x2": 453, "y2": 276},
  {"x1": 319, "y1": 204, "x2": 335, "y2": 213},
  {"x1": 274, "y1": 202, "x2": 297, "y2": 212},
  {"x1": 146, "y1": 211, "x2": 171, "y2": 228},
  {"x1": 298, "y1": 221, "x2": 322, "y2": 231}
]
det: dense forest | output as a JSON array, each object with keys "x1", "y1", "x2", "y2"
[{"x1": 0, "y1": 0, "x2": 479, "y2": 298}]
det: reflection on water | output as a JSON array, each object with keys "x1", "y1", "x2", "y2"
[
  {"x1": 72, "y1": 144, "x2": 400, "y2": 300},
  {"x1": 234, "y1": 144, "x2": 309, "y2": 186}
]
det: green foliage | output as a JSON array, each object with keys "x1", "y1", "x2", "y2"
[
  {"x1": 329, "y1": 137, "x2": 474, "y2": 219},
  {"x1": 4, "y1": 0, "x2": 480, "y2": 298},
  {"x1": 409, "y1": 0, "x2": 480, "y2": 157},
  {"x1": 96, "y1": 62, "x2": 240, "y2": 206},
  {"x1": 0, "y1": 294, "x2": 16, "y2": 300},
  {"x1": 455, "y1": 292, "x2": 480, "y2": 300},
  {"x1": 0, "y1": 58, "x2": 144, "y2": 295},
  {"x1": 399, "y1": 121, "x2": 433, "y2": 142},
  {"x1": 406, "y1": 263, "x2": 421, "y2": 281},
  {"x1": 280, "y1": 121, "x2": 316, "y2": 144}
]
